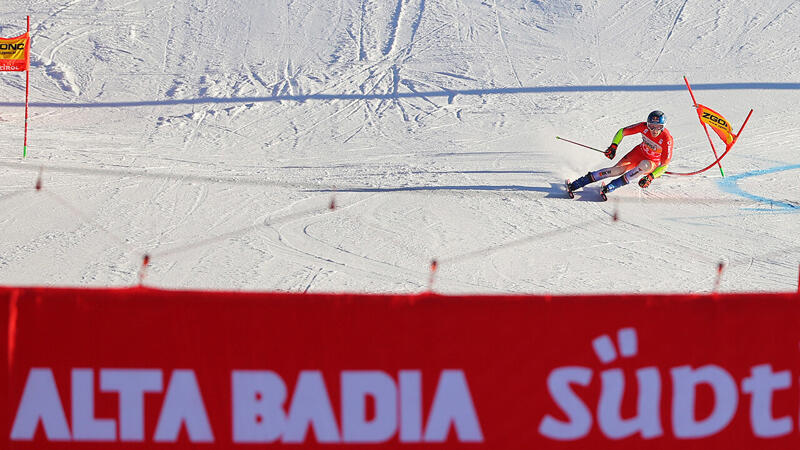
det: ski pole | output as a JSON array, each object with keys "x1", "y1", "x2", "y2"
[{"x1": 555, "y1": 136, "x2": 605, "y2": 154}]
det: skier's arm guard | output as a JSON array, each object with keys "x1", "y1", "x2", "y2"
[
  {"x1": 611, "y1": 128, "x2": 625, "y2": 146},
  {"x1": 652, "y1": 165, "x2": 668, "y2": 179},
  {"x1": 611, "y1": 123, "x2": 646, "y2": 146}
]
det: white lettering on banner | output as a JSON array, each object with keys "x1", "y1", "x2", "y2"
[
  {"x1": 598, "y1": 367, "x2": 662, "y2": 439},
  {"x1": 10, "y1": 368, "x2": 71, "y2": 441},
  {"x1": 10, "y1": 368, "x2": 214, "y2": 443},
  {"x1": 539, "y1": 327, "x2": 798, "y2": 441},
  {"x1": 72, "y1": 369, "x2": 116, "y2": 441},
  {"x1": 285, "y1": 371, "x2": 340, "y2": 443},
  {"x1": 153, "y1": 370, "x2": 214, "y2": 442},
  {"x1": 741, "y1": 364, "x2": 793, "y2": 438},
  {"x1": 671, "y1": 365, "x2": 738, "y2": 438},
  {"x1": 232, "y1": 370, "x2": 287, "y2": 442},
  {"x1": 100, "y1": 369, "x2": 163, "y2": 441},
  {"x1": 538, "y1": 367, "x2": 592, "y2": 440},
  {"x1": 11, "y1": 367, "x2": 482, "y2": 444},
  {"x1": 231, "y1": 369, "x2": 483, "y2": 444},
  {"x1": 423, "y1": 370, "x2": 484, "y2": 442},
  {"x1": 341, "y1": 371, "x2": 397, "y2": 443},
  {"x1": 399, "y1": 370, "x2": 423, "y2": 442}
]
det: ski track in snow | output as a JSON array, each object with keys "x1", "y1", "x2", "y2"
[
  {"x1": 649, "y1": 0, "x2": 688, "y2": 73},
  {"x1": 0, "y1": 0, "x2": 798, "y2": 293},
  {"x1": 383, "y1": 0, "x2": 404, "y2": 56}
]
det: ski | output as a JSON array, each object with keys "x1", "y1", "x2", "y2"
[{"x1": 565, "y1": 179, "x2": 574, "y2": 199}]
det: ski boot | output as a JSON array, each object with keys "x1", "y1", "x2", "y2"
[
  {"x1": 566, "y1": 172, "x2": 594, "y2": 198},
  {"x1": 601, "y1": 176, "x2": 628, "y2": 201},
  {"x1": 600, "y1": 183, "x2": 608, "y2": 201}
]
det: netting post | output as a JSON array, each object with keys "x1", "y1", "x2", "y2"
[
  {"x1": 713, "y1": 261, "x2": 724, "y2": 293},
  {"x1": 428, "y1": 259, "x2": 438, "y2": 292},
  {"x1": 138, "y1": 254, "x2": 150, "y2": 286}
]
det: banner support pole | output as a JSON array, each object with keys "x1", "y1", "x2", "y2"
[
  {"x1": 732, "y1": 109, "x2": 754, "y2": 145},
  {"x1": 23, "y1": 16, "x2": 30, "y2": 158},
  {"x1": 685, "y1": 76, "x2": 725, "y2": 177}
]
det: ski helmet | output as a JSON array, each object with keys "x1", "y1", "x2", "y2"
[
  {"x1": 647, "y1": 110, "x2": 666, "y2": 125},
  {"x1": 647, "y1": 110, "x2": 665, "y2": 132}
]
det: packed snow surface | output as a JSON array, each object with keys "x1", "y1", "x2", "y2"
[{"x1": 0, "y1": 0, "x2": 798, "y2": 294}]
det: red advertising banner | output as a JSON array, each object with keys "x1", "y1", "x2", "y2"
[{"x1": 3, "y1": 286, "x2": 800, "y2": 448}]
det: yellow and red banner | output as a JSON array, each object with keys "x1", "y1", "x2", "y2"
[
  {"x1": 697, "y1": 103, "x2": 735, "y2": 146},
  {"x1": 669, "y1": 77, "x2": 753, "y2": 176},
  {"x1": 0, "y1": 32, "x2": 30, "y2": 72}
]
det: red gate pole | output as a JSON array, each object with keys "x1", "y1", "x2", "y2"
[
  {"x1": 685, "y1": 76, "x2": 725, "y2": 177},
  {"x1": 23, "y1": 15, "x2": 30, "y2": 158},
  {"x1": 732, "y1": 109, "x2": 754, "y2": 146}
]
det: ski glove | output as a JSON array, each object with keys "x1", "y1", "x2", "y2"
[
  {"x1": 604, "y1": 143, "x2": 617, "y2": 160},
  {"x1": 638, "y1": 173, "x2": 654, "y2": 188}
]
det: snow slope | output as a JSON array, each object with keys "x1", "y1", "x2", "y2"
[{"x1": 0, "y1": 0, "x2": 798, "y2": 294}]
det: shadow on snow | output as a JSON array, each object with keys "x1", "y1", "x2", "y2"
[
  {"x1": 309, "y1": 181, "x2": 569, "y2": 198},
  {"x1": 2, "y1": 82, "x2": 799, "y2": 108}
]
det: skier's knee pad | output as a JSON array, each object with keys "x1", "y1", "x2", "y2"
[
  {"x1": 623, "y1": 160, "x2": 656, "y2": 183},
  {"x1": 637, "y1": 159, "x2": 657, "y2": 171}
]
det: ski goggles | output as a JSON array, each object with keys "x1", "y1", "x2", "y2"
[{"x1": 647, "y1": 122, "x2": 664, "y2": 132}]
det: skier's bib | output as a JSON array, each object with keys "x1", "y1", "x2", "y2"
[{"x1": 641, "y1": 135, "x2": 664, "y2": 160}]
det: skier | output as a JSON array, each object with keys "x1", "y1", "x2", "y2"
[{"x1": 567, "y1": 110, "x2": 673, "y2": 199}]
